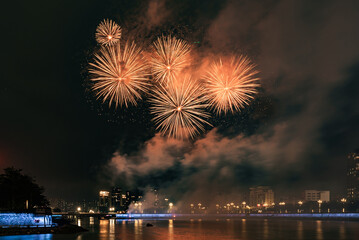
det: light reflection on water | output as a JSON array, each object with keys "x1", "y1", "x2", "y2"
[
  {"x1": 263, "y1": 219, "x2": 268, "y2": 240},
  {"x1": 89, "y1": 217, "x2": 94, "y2": 225},
  {"x1": 297, "y1": 220, "x2": 303, "y2": 240},
  {"x1": 339, "y1": 223, "x2": 346, "y2": 239},
  {"x1": 77, "y1": 218, "x2": 81, "y2": 227},
  {"x1": 316, "y1": 220, "x2": 323, "y2": 240},
  {"x1": 0, "y1": 234, "x2": 53, "y2": 240},
  {"x1": 168, "y1": 219, "x2": 173, "y2": 240},
  {"x1": 0, "y1": 218, "x2": 358, "y2": 240}
]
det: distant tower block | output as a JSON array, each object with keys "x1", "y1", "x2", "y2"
[{"x1": 347, "y1": 149, "x2": 359, "y2": 199}]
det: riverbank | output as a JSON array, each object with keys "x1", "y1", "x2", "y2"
[
  {"x1": 113, "y1": 213, "x2": 359, "y2": 221},
  {"x1": 0, "y1": 224, "x2": 87, "y2": 236}
]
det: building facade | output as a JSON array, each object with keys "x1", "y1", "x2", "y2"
[
  {"x1": 305, "y1": 190, "x2": 330, "y2": 202},
  {"x1": 249, "y1": 186, "x2": 274, "y2": 207},
  {"x1": 347, "y1": 150, "x2": 359, "y2": 199},
  {"x1": 98, "y1": 191, "x2": 110, "y2": 212}
]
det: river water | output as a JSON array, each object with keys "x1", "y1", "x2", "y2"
[{"x1": 1, "y1": 217, "x2": 358, "y2": 240}]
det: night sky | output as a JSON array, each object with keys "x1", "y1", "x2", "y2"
[{"x1": 1, "y1": 0, "x2": 359, "y2": 202}]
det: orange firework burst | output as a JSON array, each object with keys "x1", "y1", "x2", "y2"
[
  {"x1": 203, "y1": 56, "x2": 259, "y2": 114},
  {"x1": 95, "y1": 19, "x2": 122, "y2": 45},
  {"x1": 89, "y1": 42, "x2": 149, "y2": 108},
  {"x1": 150, "y1": 36, "x2": 191, "y2": 85},
  {"x1": 150, "y1": 76, "x2": 211, "y2": 139}
]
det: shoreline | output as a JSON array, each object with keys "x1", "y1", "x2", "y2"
[{"x1": 110, "y1": 213, "x2": 359, "y2": 222}]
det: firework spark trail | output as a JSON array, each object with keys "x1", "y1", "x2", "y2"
[
  {"x1": 203, "y1": 56, "x2": 260, "y2": 114},
  {"x1": 89, "y1": 42, "x2": 149, "y2": 108},
  {"x1": 95, "y1": 19, "x2": 122, "y2": 45},
  {"x1": 150, "y1": 76, "x2": 211, "y2": 139},
  {"x1": 151, "y1": 36, "x2": 191, "y2": 86}
]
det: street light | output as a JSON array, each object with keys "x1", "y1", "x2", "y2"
[
  {"x1": 341, "y1": 198, "x2": 347, "y2": 213},
  {"x1": 242, "y1": 202, "x2": 246, "y2": 213},
  {"x1": 279, "y1": 202, "x2": 285, "y2": 213},
  {"x1": 298, "y1": 201, "x2": 303, "y2": 213},
  {"x1": 169, "y1": 202, "x2": 173, "y2": 213},
  {"x1": 215, "y1": 204, "x2": 220, "y2": 214},
  {"x1": 77, "y1": 207, "x2": 81, "y2": 212},
  {"x1": 317, "y1": 200, "x2": 322, "y2": 213}
]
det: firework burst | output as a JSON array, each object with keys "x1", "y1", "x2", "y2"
[
  {"x1": 150, "y1": 36, "x2": 191, "y2": 86},
  {"x1": 203, "y1": 56, "x2": 259, "y2": 114},
  {"x1": 150, "y1": 76, "x2": 211, "y2": 139},
  {"x1": 89, "y1": 41, "x2": 149, "y2": 108},
  {"x1": 95, "y1": 19, "x2": 122, "y2": 45}
]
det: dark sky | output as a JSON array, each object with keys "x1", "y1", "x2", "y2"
[{"x1": 1, "y1": 0, "x2": 359, "y2": 202}]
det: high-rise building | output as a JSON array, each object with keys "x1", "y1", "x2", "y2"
[
  {"x1": 111, "y1": 187, "x2": 124, "y2": 212},
  {"x1": 249, "y1": 186, "x2": 274, "y2": 207},
  {"x1": 305, "y1": 190, "x2": 330, "y2": 202},
  {"x1": 98, "y1": 191, "x2": 110, "y2": 213},
  {"x1": 347, "y1": 150, "x2": 359, "y2": 199}
]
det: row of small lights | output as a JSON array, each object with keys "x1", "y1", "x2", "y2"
[{"x1": 75, "y1": 198, "x2": 348, "y2": 213}]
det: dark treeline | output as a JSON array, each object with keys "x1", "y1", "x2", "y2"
[{"x1": 0, "y1": 167, "x2": 48, "y2": 211}]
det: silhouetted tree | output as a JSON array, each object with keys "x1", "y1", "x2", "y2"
[{"x1": 0, "y1": 167, "x2": 49, "y2": 210}]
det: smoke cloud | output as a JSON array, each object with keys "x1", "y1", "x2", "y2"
[
  {"x1": 146, "y1": 0, "x2": 170, "y2": 29},
  {"x1": 103, "y1": 0, "x2": 359, "y2": 207}
]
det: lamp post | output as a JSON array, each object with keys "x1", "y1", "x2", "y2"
[
  {"x1": 297, "y1": 201, "x2": 303, "y2": 213},
  {"x1": 341, "y1": 198, "x2": 347, "y2": 213},
  {"x1": 279, "y1": 202, "x2": 285, "y2": 213},
  {"x1": 242, "y1": 202, "x2": 246, "y2": 214},
  {"x1": 139, "y1": 202, "x2": 143, "y2": 213},
  {"x1": 263, "y1": 203, "x2": 268, "y2": 212},
  {"x1": 169, "y1": 202, "x2": 173, "y2": 213},
  {"x1": 317, "y1": 200, "x2": 322, "y2": 213}
]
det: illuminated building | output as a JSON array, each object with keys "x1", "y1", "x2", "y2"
[
  {"x1": 98, "y1": 191, "x2": 110, "y2": 213},
  {"x1": 305, "y1": 190, "x2": 330, "y2": 202},
  {"x1": 111, "y1": 187, "x2": 123, "y2": 212},
  {"x1": 249, "y1": 186, "x2": 274, "y2": 207},
  {"x1": 347, "y1": 150, "x2": 359, "y2": 199}
]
